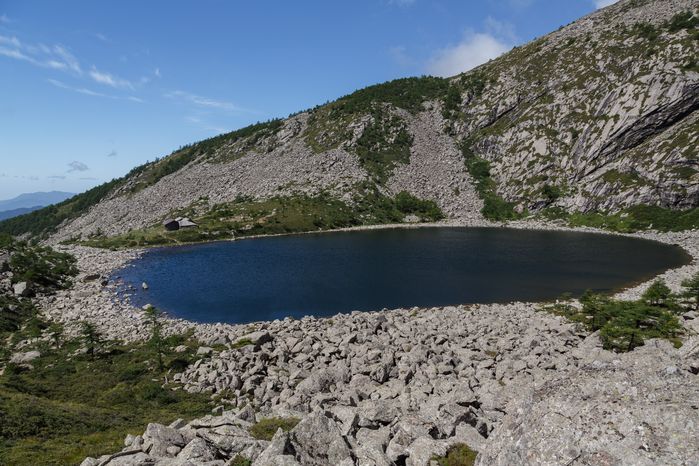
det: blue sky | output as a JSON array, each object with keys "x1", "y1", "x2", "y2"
[{"x1": 0, "y1": 0, "x2": 616, "y2": 200}]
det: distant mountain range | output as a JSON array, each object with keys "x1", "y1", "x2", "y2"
[{"x1": 0, "y1": 191, "x2": 74, "y2": 221}]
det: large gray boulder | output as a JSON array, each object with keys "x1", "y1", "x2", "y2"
[
  {"x1": 142, "y1": 423, "x2": 191, "y2": 458},
  {"x1": 476, "y1": 340, "x2": 699, "y2": 466},
  {"x1": 10, "y1": 350, "x2": 41, "y2": 365},
  {"x1": 289, "y1": 409, "x2": 353, "y2": 466},
  {"x1": 13, "y1": 281, "x2": 31, "y2": 297}
]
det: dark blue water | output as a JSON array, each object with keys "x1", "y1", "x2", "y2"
[{"x1": 115, "y1": 227, "x2": 690, "y2": 324}]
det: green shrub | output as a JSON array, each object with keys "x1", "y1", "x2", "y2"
[
  {"x1": 667, "y1": 11, "x2": 699, "y2": 33},
  {"x1": 461, "y1": 143, "x2": 522, "y2": 221},
  {"x1": 229, "y1": 455, "x2": 253, "y2": 466},
  {"x1": 641, "y1": 279, "x2": 673, "y2": 307},
  {"x1": 394, "y1": 191, "x2": 444, "y2": 221},
  {"x1": 249, "y1": 417, "x2": 300, "y2": 441},
  {"x1": 432, "y1": 443, "x2": 478, "y2": 466},
  {"x1": 681, "y1": 272, "x2": 699, "y2": 310},
  {"x1": 540, "y1": 291, "x2": 684, "y2": 352},
  {"x1": 7, "y1": 241, "x2": 77, "y2": 288},
  {"x1": 633, "y1": 22, "x2": 660, "y2": 41},
  {"x1": 230, "y1": 338, "x2": 254, "y2": 349}
]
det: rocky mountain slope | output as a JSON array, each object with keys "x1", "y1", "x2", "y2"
[{"x1": 1, "y1": 0, "x2": 697, "y2": 244}]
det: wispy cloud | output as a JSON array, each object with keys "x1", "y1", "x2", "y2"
[
  {"x1": 388, "y1": 0, "x2": 416, "y2": 5},
  {"x1": 166, "y1": 90, "x2": 247, "y2": 112},
  {"x1": 593, "y1": 0, "x2": 619, "y2": 8},
  {"x1": 107, "y1": 150, "x2": 117, "y2": 157},
  {"x1": 89, "y1": 66, "x2": 134, "y2": 90},
  {"x1": 0, "y1": 35, "x2": 82, "y2": 74},
  {"x1": 48, "y1": 78, "x2": 144, "y2": 103},
  {"x1": 154, "y1": 67, "x2": 161, "y2": 78},
  {"x1": 94, "y1": 32, "x2": 110, "y2": 43},
  {"x1": 48, "y1": 78, "x2": 108, "y2": 97},
  {"x1": 0, "y1": 14, "x2": 12, "y2": 24},
  {"x1": 67, "y1": 161, "x2": 89, "y2": 173},
  {"x1": 48, "y1": 175, "x2": 66, "y2": 180}
]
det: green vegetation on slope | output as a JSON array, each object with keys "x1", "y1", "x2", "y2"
[
  {"x1": 78, "y1": 188, "x2": 444, "y2": 249},
  {"x1": 540, "y1": 205, "x2": 699, "y2": 232},
  {"x1": 329, "y1": 76, "x2": 449, "y2": 116},
  {"x1": 355, "y1": 109, "x2": 414, "y2": 182},
  {"x1": 539, "y1": 276, "x2": 698, "y2": 352},
  {"x1": 0, "y1": 235, "x2": 77, "y2": 289},
  {"x1": 461, "y1": 142, "x2": 523, "y2": 221},
  {"x1": 0, "y1": 240, "x2": 215, "y2": 465},
  {"x1": 0, "y1": 329, "x2": 212, "y2": 465}
]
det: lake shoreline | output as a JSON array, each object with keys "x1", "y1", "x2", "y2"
[{"x1": 41, "y1": 219, "x2": 699, "y2": 343}]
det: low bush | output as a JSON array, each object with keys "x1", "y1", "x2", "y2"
[
  {"x1": 249, "y1": 417, "x2": 300, "y2": 441},
  {"x1": 540, "y1": 284, "x2": 685, "y2": 352},
  {"x1": 461, "y1": 143, "x2": 522, "y2": 221},
  {"x1": 432, "y1": 443, "x2": 478, "y2": 466}
]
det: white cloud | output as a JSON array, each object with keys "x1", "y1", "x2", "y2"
[
  {"x1": 0, "y1": 34, "x2": 82, "y2": 74},
  {"x1": 67, "y1": 161, "x2": 89, "y2": 172},
  {"x1": 388, "y1": 0, "x2": 416, "y2": 5},
  {"x1": 594, "y1": 0, "x2": 619, "y2": 8},
  {"x1": 89, "y1": 66, "x2": 134, "y2": 90},
  {"x1": 0, "y1": 14, "x2": 12, "y2": 24},
  {"x1": 48, "y1": 78, "x2": 108, "y2": 97},
  {"x1": 427, "y1": 31, "x2": 511, "y2": 77},
  {"x1": 166, "y1": 90, "x2": 245, "y2": 112},
  {"x1": 154, "y1": 67, "x2": 161, "y2": 78},
  {"x1": 48, "y1": 78, "x2": 143, "y2": 103}
]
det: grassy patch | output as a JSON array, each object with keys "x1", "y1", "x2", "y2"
[
  {"x1": 230, "y1": 454, "x2": 253, "y2": 466},
  {"x1": 230, "y1": 338, "x2": 253, "y2": 349},
  {"x1": 79, "y1": 189, "x2": 443, "y2": 249},
  {"x1": 0, "y1": 332, "x2": 211, "y2": 465},
  {"x1": 249, "y1": 417, "x2": 300, "y2": 441},
  {"x1": 432, "y1": 443, "x2": 478, "y2": 466},
  {"x1": 541, "y1": 205, "x2": 699, "y2": 232}
]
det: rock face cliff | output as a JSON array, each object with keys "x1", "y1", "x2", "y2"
[{"x1": 3, "y1": 0, "x2": 695, "y2": 241}]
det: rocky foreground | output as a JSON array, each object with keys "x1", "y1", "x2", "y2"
[{"x1": 21, "y1": 225, "x2": 692, "y2": 465}]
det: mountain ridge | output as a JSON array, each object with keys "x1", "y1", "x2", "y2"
[
  {"x1": 0, "y1": 191, "x2": 74, "y2": 211},
  {"x1": 0, "y1": 0, "x2": 697, "y2": 244}
]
